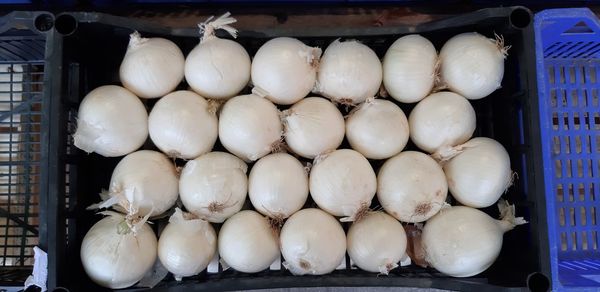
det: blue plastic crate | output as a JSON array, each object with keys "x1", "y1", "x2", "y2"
[{"x1": 535, "y1": 8, "x2": 600, "y2": 291}]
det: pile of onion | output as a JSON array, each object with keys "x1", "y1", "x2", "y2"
[
  {"x1": 378, "y1": 151, "x2": 448, "y2": 223},
  {"x1": 346, "y1": 99, "x2": 409, "y2": 160},
  {"x1": 282, "y1": 97, "x2": 345, "y2": 159},
  {"x1": 77, "y1": 28, "x2": 525, "y2": 286},
  {"x1": 316, "y1": 39, "x2": 382, "y2": 105},
  {"x1": 280, "y1": 208, "x2": 346, "y2": 275},
  {"x1": 309, "y1": 149, "x2": 376, "y2": 222},
  {"x1": 251, "y1": 37, "x2": 321, "y2": 105},
  {"x1": 249, "y1": 153, "x2": 309, "y2": 221},
  {"x1": 120, "y1": 31, "x2": 184, "y2": 98},
  {"x1": 73, "y1": 85, "x2": 148, "y2": 157},
  {"x1": 442, "y1": 137, "x2": 513, "y2": 208},
  {"x1": 383, "y1": 34, "x2": 437, "y2": 103},
  {"x1": 422, "y1": 202, "x2": 526, "y2": 277},
  {"x1": 347, "y1": 211, "x2": 407, "y2": 274},
  {"x1": 439, "y1": 32, "x2": 509, "y2": 100},
  {"x1": 179, "y1": 152, "x2": 247, "y2": 223},
  {"x1": 148, "y1": 90, "x2": 218, "y2": 160},
  {"x1": 219, "y1": 94, "x2": 282, "y2": 162},
  {"x1": 185, "y1": 13, "x2": 251, "y2": 100},
  {"x1": 92, "y1": 150, "x2": 179, "y2": 217},
  {"x1": 81, "y1": 211, "x2": 157, "y2": 289},
  {"x1": 158, "y1": 209, "x2": 216, "y2": 281},
  {"x1": 218, "y1": 210, "x2": 280, "y2": 273},
  {"x1": 409, "y1": 91, "x2": 476, "y2": 156}
]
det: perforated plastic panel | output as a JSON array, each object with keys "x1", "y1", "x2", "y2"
[{"x1": 535, "y1": 8, "x2": 600, "y2": 290}]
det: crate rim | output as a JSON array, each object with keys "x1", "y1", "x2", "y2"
[{"x1": 54, "y1": 6, "x2": 533, "y2": 38}]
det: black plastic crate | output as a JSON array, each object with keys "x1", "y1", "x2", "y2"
[
  {"x1": 48, "y1": 6, "x2": 550, "y2": 291},
  {"x1": 0, "y1": 11, "x2": 57, "y2": 288}
]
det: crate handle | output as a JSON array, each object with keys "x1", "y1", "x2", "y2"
[
  {"x1": 562, "y1": 21, "x2": 595, "y2": 34},
  {"x1": 535, "y1": 8, "x2": 600, "y2": 42},
  {"x1": 55, "y1": 14, "x2": 78, "y2": 36}
]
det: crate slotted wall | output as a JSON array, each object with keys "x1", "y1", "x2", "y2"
[
  {"x1": 535, "y1": 8, "x2": 600, "y2": 290},
  {"x1": 0, "y1": 11, "x2": 52, "y2": 286}
]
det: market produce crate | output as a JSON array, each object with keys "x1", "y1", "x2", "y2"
[
  {"x1": 0, "y1": 11, "x2": 56, "y2": 288},
  {"x1": 535, "y1": 7, "x2": 600, "y2": 291},
  {"x1": 46, "y1": 6, "x2": 549, "y2": 291}
]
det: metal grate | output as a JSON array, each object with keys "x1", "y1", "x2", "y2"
[{"x1": 0, "y1": 36, "x2": 44, "y2": 279}]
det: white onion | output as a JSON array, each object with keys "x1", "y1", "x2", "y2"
[
  {"x1": 81, "y1": 211, "x2": 157, "y2": 289},
  {"x1": 422, "y1": 203, "x2": 526, "y2": 277},
  {"x1": 346, "y1": 99, "x2": 409, "y2": 160},
  {"x1": 315, "y1": 39, "x2": 382, "y2": 105},
  {"x1": 219, "y1": 94, "x2": 282, "y2": 161},
  {"x1": 73, "y1": 85, "x2": 148, "y2": 157},
  {"x1": 409, "y1": 91, "x2": 476, "y2": 155},
  {"x1": 309, "y1": 149, "x2": 376, "y2": 221},
  {"x1": 249, "y1": 153, "x2": 308, "y2": 219},
  {"x1": 282, "y1": 97, "x2": 345, "y2": 159},
  {"x1": 158, "y1": 209, "x2": 216, "y2": 281},
  {"x1": 347, "y1": 212, "x2": 407, "y2": 274},
  {"x1": 218, "y1": 210, "x2": 280, "y2": 273},
  {"x1": 377, "y1": 151, "x2": 448, "y2": 223},
  {"x1": 383, "y1": 34, "x2": 437, "y2": 103},
  {"x1": 148, "y1": 90, "x2": 217, "y2": 160},
  {"x1": 440, "y1": 32, "x2": 508, "y2": 100},
  {"x1": 443, "y1": 137, "x2": 512, "y2": 208},
  {"x1": 280, "y1": 208, "x2": 346, "y2": 275},
  {"x1": 185, "y1": 13, "x2": 250, "y2": 100},
  {"x1": 120, "y1": 32, "x2": 185, "y2": 98},
  {"x1": 97, "y1": 150, "x2": 178, "y2": 217},
  {"x1": 179, "y1": 152, "x2": 247, "y2": 223},
  {"x1": 251, "y1": 37, "x2": 321, "y2": 105}
]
